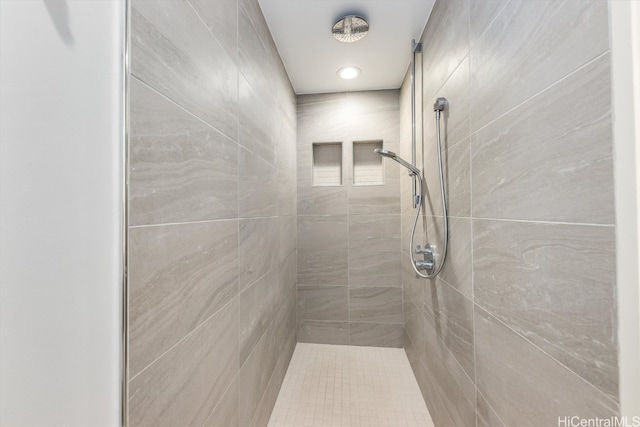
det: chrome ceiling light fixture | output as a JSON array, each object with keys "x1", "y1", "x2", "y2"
[{"x1": 332, "y1": 15, "x2": 369, "y2": 43}]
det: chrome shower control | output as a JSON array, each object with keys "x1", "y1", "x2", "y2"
[
  {"x1": 415, "y1": 245, "x2": 435, "y2": 273},
  {"x1": 415, "y1": 261, "x2": 434, "y2": 271}
]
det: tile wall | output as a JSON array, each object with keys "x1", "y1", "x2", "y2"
[
  {"x1": 127, "y1": 0, "x2": 297, "y2": 425},
  {"x1": 401, "y1": 0, "x2": 619, "y2": 425},
  {"x1": 297, "y1": 90, "x2": 404, "y2": 347}
]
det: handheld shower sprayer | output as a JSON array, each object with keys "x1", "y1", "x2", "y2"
[
  {"x1": 373, "y1": 149, "x2": 421, "y2": 176},
  {"x1": 373, "y1": 96, "x2": 449, "y2": 279}
]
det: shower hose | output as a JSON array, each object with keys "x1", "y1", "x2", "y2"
[{"x1": 409, "y1": 108, "x2": 448, "y2": 279}]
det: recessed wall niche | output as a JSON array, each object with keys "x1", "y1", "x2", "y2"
[
  {"x1": 353, "y1": 140, "x2": 384, "y2": 186},
  {"x1": 312, "y1": 142, "x2": 343, "y2": 186}
]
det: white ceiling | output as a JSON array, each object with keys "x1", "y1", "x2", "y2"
[{"x1": 258, "y1": 0, "x2": 436, "y2": 94}]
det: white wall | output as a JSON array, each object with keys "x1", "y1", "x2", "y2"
[
  {"x1": 610, "y1": 0, "x2": 640, "y2": 419},
  {"x1": 0, "y1": 1, "x2": 124, "y2": 426}
]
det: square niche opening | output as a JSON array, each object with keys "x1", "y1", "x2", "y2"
[
  {"x1": 312, "y1": 142, "x2": 343, "y2": 186},
  {"x1": 353, "y1": 140, "x2": 384, "y2": 186}
]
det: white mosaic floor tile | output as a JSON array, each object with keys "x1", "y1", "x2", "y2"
[{"x1": 268, "y1": 343, "x2": 435, "y2": 427}]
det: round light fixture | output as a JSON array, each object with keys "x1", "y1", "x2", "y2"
[{"x1": 337, "y1": 66, "x2": 360, "y2": 80}]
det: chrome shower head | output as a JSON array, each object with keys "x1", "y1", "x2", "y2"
[
  {"x1": 374, "y1": 148, "x2": 420, "y2": 176},
  {"x1": 332, "y1": 15, "x2": 369, "y2": 43}
]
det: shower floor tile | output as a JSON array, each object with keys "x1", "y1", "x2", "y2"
[{"x1": 268, "y1": 343, "x2": 434, "y2": 427}]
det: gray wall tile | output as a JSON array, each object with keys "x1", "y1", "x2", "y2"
[
  {"x1": 297, "y1": 321, "x2": 349, "y2": 345},
  {"x1": 239, "y1": 269, "x2": 278, "y2": 365},
  {"x1": 424, "y1": 278, "x2": 475, "y2": 380},
  {"x1": 202, "y1": 379, "x2": 239, "y2": 427},
  {"x1": 298, "y1": 286, "x2": 349, "y2": 322},
  {"x1": 188, "y1": 0, "x2": 237, "y2": 61},
  {"x1": 470, "y1": 0, "x2": 609, "y2": 131},
  {"x1": 475, "y1": 307, "x2": 618, "y2": 425},
  {"x1": 297, "y1": 248, "x2": 348, "y2": 287},
  {"x1": 474, "y1": 219, "x2": 617, "y2": 399},
  {"x1": 401, "y1": 0, "x2": 619, "y2": 421},
  {"x1": 239, "y1": 217, "x2": 279, "y2": 291},
  {"x1": 129, "y1": 300, "x2": 239, "y2": 427},
  {"x1": 129, "y1": 220, "x2": 238, "y2": 376},
  {"x1": 131, "y1": 0, "x2": 238, "y2": 139},
  {"x1": 129, "y1": 0, "x2": 296, "y2": 423},
  {"x1": 349, "y1": 287, "x2": 403, "y2": 323},
  {"x1": 471, "y1": 53, "x2": 614, "y2": 224},
  {"x1": 129, "y1": 78, "x2": 238, "y2": 226},
  {"x1": 349, "y1": 214, "x2": 401, "y2": 252},
  {"x1": 349, "y1": 250, "x2": 402, "y2": 288},
  {"x1": 298, "y1": 215, "x2": 348, "y2": 250},
  {"x1": 476, "y1": 391, "x2": 505, "y2": 427},
  {"x1": 350, "y1": 323, "x2": 403, "y2": 348}
]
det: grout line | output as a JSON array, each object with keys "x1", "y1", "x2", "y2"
[
  {"x1": 426, "y1": 215, "x2": 615, "y2": 228},
  {"x1": 473, "y1": 303, "x2": 620, "y2": 408},
  {"x1": 129, "y1": 75, "x2": 237, "y2": 144},
  {"x1": 476, "y1": 389, "x2": 508, "y2": 427},
  {"x1": 200, "y1": 371, "x2": 239, "y2": 427},
  {"x1": 469, "y1": 49, "x2": 611, "y2": 136},
  {"x1": 129, "y1": 297, "x2": 236, "y2": 382}
]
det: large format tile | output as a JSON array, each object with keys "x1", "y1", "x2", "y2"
[
  {"x1": 278, "y1": 215, "x2": 296, "y2": 262},
  {"x1": 422, "y1": 56, "x2": 470, "y2": 162},
  {"x1": 238, "y1": 76, "x2": 276, "y2": 164},
  {"x1": 346, "y1": 90, "x2": 400, "y2": 146},
  {"x1": 239, "y1": 146, "x2": 278, "y2": 218},
  {"x1": 349, "y1": 214, "x2": 401, "y2": 252},
  {"x1": 277, "y1": 170, "x2": 297, "y2": 217},
  {"x1": 129, "y1": 79, "x2": 238, "y2": 226},
  {"x1": 239, "y1": 269, "x2": 278, "y2": 366},
  {"x1": 297, "y1": 248, "x2": 348, "y2": 287},
  {"x1": 297, "y1": 215, "x2": 348, "y2": 250},
  {"x1": 473, "y1": 219, "x2": 618, "y2": 400},
  {"x1": 131, "y1": 0, "x2": 238, "y2": 139},
  {"x1": 349, "y1": 250, "x2": 402, "y2": 288},
  {"x1": 129, "y1": 220, "x2": 238, "y2": 376},
  {"x1": 129, "y1": 300, "x2": 238, "y2": 427},
  {"x1": 423, "y1": 137, "x2": 471, "y2": 220},
  {"x1": 297, "y1": 320, "x2": 350, "y2": 345},
  {"x1": 424, "y1": 278, "x2": 475, "y2": 380},
  {"x1": 202, "y1": 379, "x2": 239, "y2": 427},
  {"x1": 438, "y1": 217, "x2": 472, "y2": 298},
  {"x1": 475, "y1": 307, "x2": 618, "y2": 426},
  {"x1": 476, "y1": 391, "x2": 505, "y2": 427},
  {"x1": 297, "y1": 180, "x2": 348, "y2": 216},
  {"x1": 188, "y1": 0, "x2": 237, "y2": 60},
  {"x1": 350, "y1": 323, "x2": 403, "y2": 348},
  {"x1": 471, "y1": 53, "x2": 614, "y2": 224},
  {"x1": 420, "y1": 0, "x2": 470, "y2": 102},
  {"x1": 349, "y1": 287, "x2": 403, "y2": 323},
  {"x1": 421, "y1": 310, "x2": 476, "y2": 427},
  {"x1": 348, "y1": 179, "x2": 401, "y2": 215},
  {"x1": 469, "y1": 0, "x2": 509, "y2": 49},
  {"x1": 239, "y1": 323, "x2": 279, "y2": 427},
  {"x1": 238, "y1": 5, "x2": 276, "y2": 102},
  {"x1": 297, "y1": 93, "x2": 347, "y2": 144},
  {"x1": 239, "y1": 217, "x2": 279, "y2": 291},
  {"x1": 297, "y1": 286, "x2": 349, "y2": 322},
  {"x1": 470, "y1": 0, "x2": 609, "y2": 130}
]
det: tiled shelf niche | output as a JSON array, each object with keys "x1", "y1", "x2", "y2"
[
  {"x1": 312, "y1": 142, "x2": 343, "y2": 186},
  {"x1": 353, "y1": 140, "x2": 384, "y2": 186}
]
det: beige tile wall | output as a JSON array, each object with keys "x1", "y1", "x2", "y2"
[
  {"x1": 127, "y1": 0, "x2": 297, "y2": 425},
  {"x1": 297, "y1": 90, "x2": 404, "y2": 347},
  {"x1": 401, "y1": 0, "x2": 619, "y2": 425}
]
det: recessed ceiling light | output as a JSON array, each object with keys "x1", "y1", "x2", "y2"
[{"x1": 337, "y1": 66, "x2": 360, "y2": 80}]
